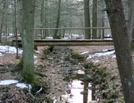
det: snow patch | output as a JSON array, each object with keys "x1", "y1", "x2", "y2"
[
  {"x1": 0, "y1": 45, "x2": 39, "y2": 57},
  {"x1": 0, "y1": 45, "x2": 23, "y2": 55},
  {"x1": 0, "y1": 80, "x2": 18, "y2": 85},
  {"x1": 87, "y1": 50, "x2": 115, "y2": 59},
  {"x1": 34, "y1": 55, "x2": 38, "y2": 58},
  {"x1": 35, "y1": 51, "x2": 40, "y2": 53},
  {"x1": 112, "y1": 55, "x2": 116, "y2": 58},
  {"x1": 0, "y1": 80, "x2": 31, "y2": 90},
  {"x1": 0, "y1": 52, "x2": 3, "y2": 56},
  {"x1": 16, "y1": 83, "x2": 28, "y2": 89},
  {"x1": 80, "y1": 51, "x2": 89, "y2": 55}
]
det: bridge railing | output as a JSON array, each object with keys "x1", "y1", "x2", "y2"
[{"x1": 34, "y1": 27, "x2": 111, "y2": 40}]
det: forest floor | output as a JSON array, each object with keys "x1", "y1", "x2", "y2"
[{"x1": 0, "y1": 45, "x2": 123, "y2": 103}]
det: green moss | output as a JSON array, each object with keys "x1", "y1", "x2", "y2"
[
  {"x1": 11, "y1": 58, "x2": 23, "y2": 72},
  {"x1": 71, "y1": 52, "x2": 85, "y2": 61},
  {"x1": 43, "y1": 48, "x2": 50, "y2": 54},
  {"x1": 21, "y1": 72, "x2": 43, "y2": 93},
  {"x1": 22, "y1": 71, "x2": 35, "y2": 85},
  {"x1": 83, "y1": 62, "x2": 93, "y2": 69}
]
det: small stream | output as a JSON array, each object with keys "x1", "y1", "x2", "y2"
[
  {"x1": 52, "y1": 47, "x2": 116, "y2": 103},
  {"x1": 53, "y1": 79, "x2": 92, "y2": 103},
  {"x1": 69, "y1": 80, "x2": 92, "y2": 103}
]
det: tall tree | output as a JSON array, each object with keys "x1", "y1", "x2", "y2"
[
  {"x1": 126, "y1": 0, "x2": 134, "y2": 45},
  {"x1": 53, "y1": 0, "x2": 61, "y2": 39},
  {"x1": 104, "y1": 0, "x2": 134, "y2": 102},
  {"x1": 84, "y1": 0, "x2": 91, "y2": 39},
  {"x1": 17, "y1": 0, "x2": 23, "y2": 36},
  {"x1": 98, "y1": 0, "x2": 105, "y2": 39},
  {"x1": 14, "y1": 0, "x2": 19, "y2": 59},
  {"x1": 92, "y1": 0, "x2": 97, "y2": 39},
  {"x1": 21, "y1": 0, "x2": 36, "y2": 85},
  {"x1": 40, "y1": 0, "x2": 48, "y2": 38},
  {"x1": 0, "y1": 1, "x2": 5, "y2": 42},
  {"x1": 1, "y1": 0, "x2": 8, "y2": 44}
]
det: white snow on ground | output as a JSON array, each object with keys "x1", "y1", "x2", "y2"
[
  {"x1": 16, "y1": 83, "x2": 28, "y2": 89},
  {"x1": 0, "y1": 79, "x2": 30, "y2": 89},
  {"x1": 35, "y1": 50, "x2": 40, "y2": 54},
  {"x1": 34, "y1": 55, "x2": 38, "y2": 58},
  {"x1": 0, "y1": 45, "x2": 38, "y2": 58},
  {"x1": 80, "y1": 51, "x2": 89, "y2": 55},
  {"x1": 0, "y1": 53, "x2": 2, "y2": 56},
  {"x1": 0, "y1": 45, "x2": 23, "y2": 55},
  {"x1": 112, "y1": 55, "x2": 116, "y2": 58},
  {"x1": 87, "y1": 50, "x2": 115, "y2": 59},
  {"x1": 0, "y1": 80, "x2": 18, "y2": 85}
]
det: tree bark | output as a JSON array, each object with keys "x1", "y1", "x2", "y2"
[
  {"x1": 14, "y1": 0, "x2": 19, "y2": 59},
  {"x1": 92, "y1": 0, "x2": 97, "y2": 39},
  {"x1": 104, "y1": 0, "x2": 134, "y2": 102},
  {"x1": 53, "y1": 0, "x2": 61, "y2": 39},
  {"x1": 0, "y1": 1, "x2": 5, "y2": 43},
  {"x1": 127, "y1": 0, "x2": 134, "y2": 45},
  {"x1": 84, "y1": 0, "x2": 91, "y2": 39},
  {"x1": 21, "y1": 0, "x2": 36, "y2": 85},
  {"x1": 40, "y1": 0, "x2": 48, "y2": 38}
]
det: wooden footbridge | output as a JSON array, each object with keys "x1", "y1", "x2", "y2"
[
  {"x1": 12, "y1": 27, "x2": 114, "y2": 46},
  {"x1": 12, "y1": 39, "x2": 114, "y2": 46}
]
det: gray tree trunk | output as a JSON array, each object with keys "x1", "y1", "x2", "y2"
[
  {"x1": 40, "y1": 0, "x2": 45, "y2": 39},
  {"x1": 104, "y1": 0, "x2": 134, "y2": 102},
  {"x1": 21, "y1": 0, "x2": 36, "y2": 85},
  {"x1": 53, "y1": 0, "x2": 61, "y2": 39},
  {"x1": 17, "y1": 0, "x2": 22, "y2": 36},
  {"x1": 0, "y1": 1, "x2": 5, "y2": 43},
  {"x1": 127, "y1": 0, "x2": 134, "y2": 45},
  {"x1": 14, "y1": 0, "x2": 19, "y2": 59},
  {"x1": 92, "y1": 0, "x2": 97, "y2": 39},
  {"x1": 84, "y1": 0, "x2": 91, "y2": 39},
  {"x1": 100, "y1": 0, "x2": 105, "y2": 39}
]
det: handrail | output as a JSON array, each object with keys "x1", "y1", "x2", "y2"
[{"x1": 34, "y1": 27, "x2": 111, "y2": 30}]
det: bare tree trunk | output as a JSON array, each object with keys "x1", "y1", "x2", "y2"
[
  {"x1": 0, "y1": 0, "x2": 6, "y2": 42},
  {"x1": 100, "y1": 0, "x2": 105, "y2": 39},
  {"x1": 92, "y1": 0, "x2": 97, "y2": 39},
  {"x1": 18, "y1": 0, "x2": 22, "y2": 37},
  {"x1": 53, "y1": 0, "x2": 61, "y2": 39},
  {"x1": 104, "y1": 0, "x2": 134, "y2": 103},
  {"x1": 40, "y1": 0, "x2": 45, "y2": 39},
  {"x1": 101, "y1": 16, "x2": 105, "y2": 39},
  {"x1": 44, "y1": 0, "x2": 48, "y2": 37},
  {"x1": 84, "y1": 0, "x2": 91, "y2": 39},
  {"x1": 14, "y1": 0, "x2": 19, "y2": 59},
  {"x1": 22, "y1": 0, "x2": 36, "y2": 85},
  {"x1": 127, "y1": 0, "x2": 134, "y2": 46},
  {"x1": 0, "y1": 21, "x2": 3, "y2": 42}
]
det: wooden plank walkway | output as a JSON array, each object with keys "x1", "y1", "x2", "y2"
[{"x1": 12, "y1": 39, "x2": 114, "y2": 46}]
